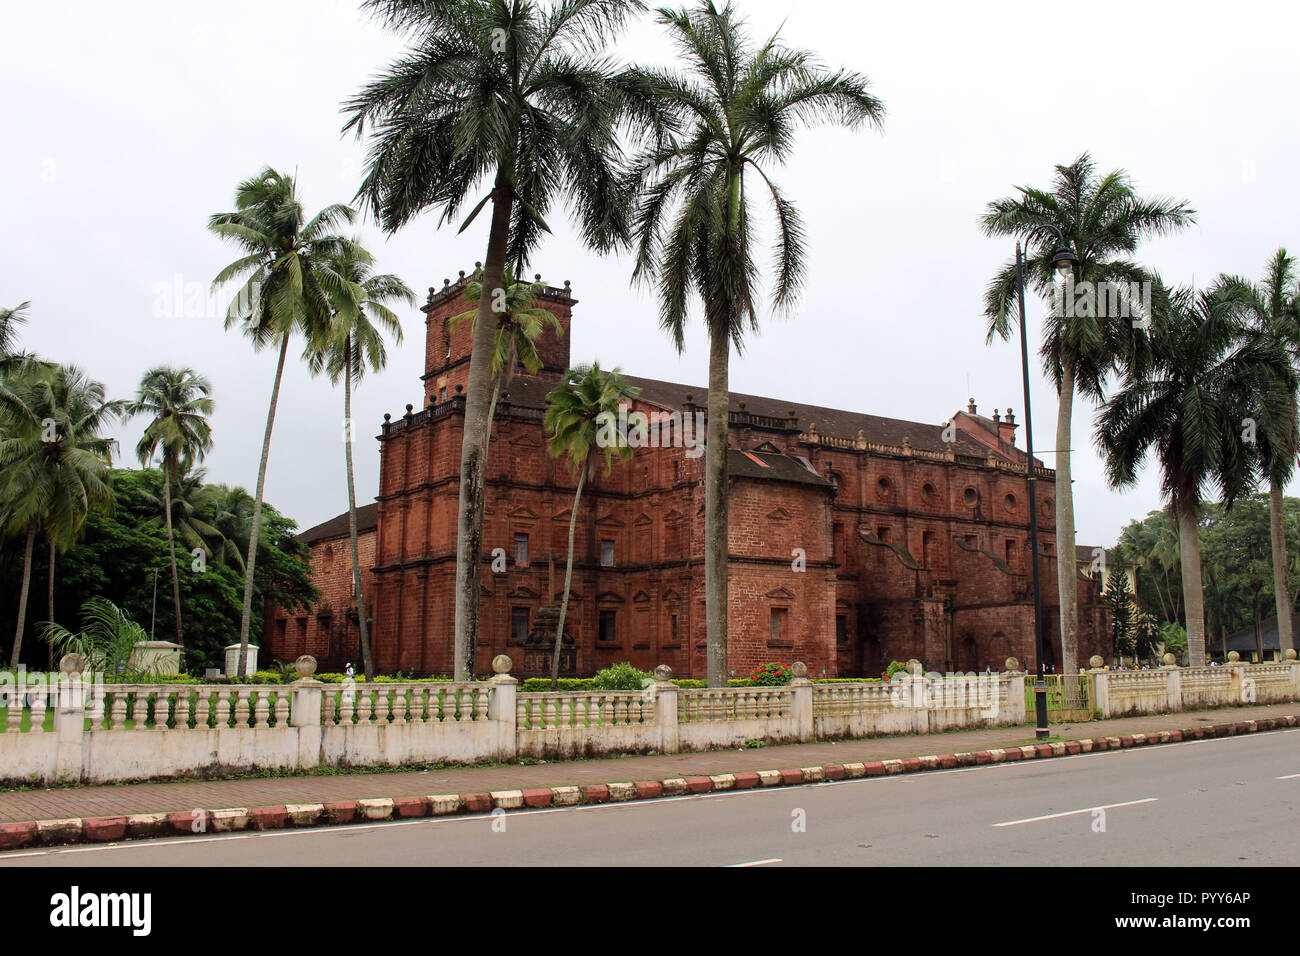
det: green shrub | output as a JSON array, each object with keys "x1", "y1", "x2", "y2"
[
  {"x1": 885, "y1": 660, "x2": 910, "y2": 680},
  {"x1": 749, "y1": 662, "x2": 792, "y2": 686},
  {"x1": 591, "y1": 662, "x2": 654, "y2": 691},
  {"x1": 249, "y1": 670, "x2": 283, "y2": 684}
]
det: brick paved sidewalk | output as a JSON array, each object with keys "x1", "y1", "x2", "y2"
[{"x1": 1, "y1": 702, "x2": 1296, "y2": 824}]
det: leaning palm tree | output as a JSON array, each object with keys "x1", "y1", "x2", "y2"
[
  {"x1": 344, "y1": 0, "x2": 664, "y2": 680},
  {"x1": 449, "y1": 265, "x2": 564, "y2": 442},
  {"x1": 626, "y1": 0, "x2": 883, "y2": 685},
  {"x1": 1217, "y1": 250, "x2": 1300, "y2": 655},
  {"x1": 0, "y1": 362, "x2": 121, "y2": 667},
  {"x1": 543, "y1": 362, "x2": 639, "y2": 689},
  {"x1": 1097, "y1": 286, "x2": 1293, "y2": 665},
  {"x1": 127, "y1": 367, "x2": 214, "y2": 655},
  {"x1": 982, "y1": 154, "x2": 1195, "y2": 676},
  {"x1": 309, "y1": 242, "x2": 414, "y2": 681},
  {"x1": 209, "y1": 167, "x2": 356, "y2": 679}
]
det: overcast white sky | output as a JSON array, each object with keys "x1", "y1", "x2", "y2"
[{"x1": 3, "y1": 0, "x2": 1297, "y2": 548}]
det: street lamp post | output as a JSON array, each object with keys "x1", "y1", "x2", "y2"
[{"x1": 1013, "y1": 227, "x2": 1076, "y2": 741}]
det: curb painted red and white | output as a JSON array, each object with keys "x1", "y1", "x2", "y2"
[{"x1": 1, "y1": 715, "x2": 1294, "y2": 851}]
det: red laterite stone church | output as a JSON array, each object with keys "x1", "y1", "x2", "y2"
[{"x1": 266, "y1": 272, "x2": 1111, "y2": 678}]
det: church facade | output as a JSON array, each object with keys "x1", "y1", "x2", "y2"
[{"x1": 266, "y1": 272, "x2": 1111, "y2": 678}]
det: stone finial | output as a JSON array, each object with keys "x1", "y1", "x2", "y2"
[
  {"x1": 653, "y1": 664, "x2": 673, "y2": 682},
  {"x1": 1227, "y1": 650, "x2": 1240, "y2": 662},
  {"x1": 59, "y1": 653, "x2": 87, "y2": 675},
  {"x1": 1004, "y1": 657, "x2": 1020, "y2": 672},
  {"x1": 1006, "y1": 409, "x2": 1016, "y2": 425},
  {"x1": 1088, "y1": 655, "x2": 1104, "y2": 669},
  {"x1": 968, "y1": 397, "x2": 977, "y2": 414},
  {"x1": 790, "y1": 661, "x2": 808, "y2": 679},
  {"x1": 906, "y1": 659, "x2": 923, "y2": 675},
  {"x1": 685, "y1": 392, "x2": 693, "y2": 402},
  {"x1": 737, "y1": 400, "x2": 746, "y2": 411},
  {"x1": 491, "y1": 654, "x2": 513, "y2": 675},
  {"x1": 383, "y1": 413, "x2": 391, "y2": 422},
  {"x1": 993, "y1": 409, "x2": 1001, "y2": 423},
  {"x1": 294, "y1": 655, "x2": 318, "y2": 678},
  {"x1": 1286, "y1": 649, "x2": 1297, "y2": 661},
  {"x1": 1162, "y1": 652, "x2": 1177, "y2": 667},
  {"x1": 455, "y1": 384, "x2": 463, "y2": 394},
  {"x1": 459, "y1": 270, "x2": 465, "y2": 279}
]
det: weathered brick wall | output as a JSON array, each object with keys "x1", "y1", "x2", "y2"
[{"x1": 264, "y1": 529, "x2": 378, "y2": 671}]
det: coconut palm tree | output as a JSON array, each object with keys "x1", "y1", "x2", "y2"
[
  {"x1": 450, "y1": 265, "x2": 564, "y2": 441},
  {"x1": 127, "y1": 367, "x2": 214, "y2": 656},
  {"x1": 1216, "y1": 250, "x2": 1300, "y2": 654},
  {"x1": 309, "y1": 242, "x2": 414, "y2": 680},
  {"x1": 0, "y1": 362, "x2": 121, "y2": 667},
  {"x1": 344, "y1": 0, "x2": 663, "y2": 680},
  {"x1": 209, "y1": 167, "x2": 356, "y2": 679},
  {"x1": 543, "y1": 362, "x2": 639, "y2": 689},
  {"x1": 137, "y1": 468, "x2": 244, "y2": 571},
  {"x1": 625, "y1": 0, "x2": 883, "y2": 685},
  {"x1": 1096, "y1": 286, "x2": 1293, "y2": 665},
  {"x1": 0, "y1": 301, "x2": 30, "y2": 373},
  {"x1": 982, "y1": 154, "x2": 1195, "y2": 676}
]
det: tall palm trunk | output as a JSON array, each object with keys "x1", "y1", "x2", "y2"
[
  {"x1": 1269, "y1": 480, "x2": 1294, "y2": 654},
  {"x1": 344, "y1": 338, "x2": 374, "y2": 681},
  {"x1": 46, "y1": 537, "x2": 55, "y2": 669},
  {"x1": 550, "y1": 461, "x2": 587, "y2": 690},
  {"x1": 705, "y1": 328, "x2": 730, "y2": 687},
  {"x1": 1054, "y1": 360, "x2": 1080, "y2": 676},
  {"x1": 1176, "y1": 499, "x2": 1207, "y2": 665},
  {"x1": 453, "y1": 175, "x2": 514, "y2": 681},
  {"x1": 162, "y1": 461, "x2": 184, "y2": 654},
  {"x1": 9, "y1": 520, "x2": 36, "y2": 668},
  {"x1": 236, "y1": 332, "x2": 291, "y2": 679}
]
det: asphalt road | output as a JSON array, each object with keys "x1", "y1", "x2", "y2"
[{"x1": 4, "y1": 729, "x2": 1297, "y2": 866}]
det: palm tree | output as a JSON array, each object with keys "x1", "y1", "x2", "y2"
[
  {"x1": 543, "y1": 362, "x2": 639, "y2": 689},
  {"x1": 344, "y1": 0, "x2": 662, "y2": 680},
  {"x1": 209, "y1": 167, "x2": 356, "y2": 679},
  {"x1": 0, "y1": 362, "x2": 121, "y2": 667},
  {"x1": 127, "y1": 367, "x2": 214, "y2": 656},
  {"x1": 625, "y1": 0, "x2": 883, "y2": 685},
  {"x1": 137, "y1": 468, "x2": 244, "y2": 570},
  {"x1": 309, "y1": 242, "x2": 414, "y2": 681},
  {"x1": 450, "y1": 265, "x2": 564, "y2": 442},
  {"x1": 0, "y1": 301, "x2": 30, "y2": 372},
  {"x1": 1097, "y1": 286, "x2": 1292, "y2": 665},
  {"x1": 982, "y1": 154, "x2": 1195, "y2": 676},
  {"x1": 1217, "y1": 250, "x2": 1300, "y2": 655}
]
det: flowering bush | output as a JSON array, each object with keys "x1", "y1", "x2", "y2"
[
  {"x1": 885, "y1": 660, "x2": 910, "y2": 680},
  {"x1": 750, "y1": 662, "x2": 791, "y2": 686}
]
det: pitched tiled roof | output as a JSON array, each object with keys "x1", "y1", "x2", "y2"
[
  {"x1": 299, "y1": 502, "x2": 379, "y2": 545},
  {"x1": 498, "y1": 373, "x2": 1010, "y2": 461},
  {"x1": 728, "y1": 449, "x2": 833, "y2": 487}
]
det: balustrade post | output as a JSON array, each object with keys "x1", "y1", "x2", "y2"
[
  {"x1": 55, "y1": 656, "x2": 87, "y2": 784},
  {"x1": 789, "y1": 662, "x2": 813, "y2": 742},
  {"x1": 652, "y1": 665, "x2": 679, "y2": 754},
  {"x1": 1006, "y1": 670, "x2": 1026, "y2": 724},
  {"x1": 487, "y1": 655, "x2": 518, "y2": 761},
  {"x1": 289, "y1": 655, "x2": 323, "y2": 772},
  {"x1": 1164, "y1": 661, "x2": 1182, "y2": 712},
  {"x1": 1092, "y1": 671, "x2": 1111, "y2": 718}
]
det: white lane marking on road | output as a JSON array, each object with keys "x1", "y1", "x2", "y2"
[
  {"x1": 727, "y1": 858, "x2": 781, "y2": 867},
  {"x1": 1276, "y1": 773, "x2": 1300, "y2": 780},
  {"x1": 992, "y1": 797, "x2": 1158, "y2": 828}
]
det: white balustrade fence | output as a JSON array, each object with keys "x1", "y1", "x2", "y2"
[{"x1": 0, "y1": 659, "x2": 1294, "y2": 785}]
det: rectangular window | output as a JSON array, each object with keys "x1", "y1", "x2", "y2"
[
  {"x1": 1005, "y1": 538, "x2": 1017, "y2": 568},
  {"x1": 770, "y1": 608, "x2": 789, "y2": 643},
  {"x1": 670, "y1": 614, "x2": 678, "y2": 644},
  {"x1": 599, "y1": 610, "x2": 617, "y2": 643},
  {"x1": 439, "y1": 387, "x2": 448, "y2": 403},
  {"x1": 836, "y1": 614, "x2": 848, "y2": 646},
  {"x1": 876, "y1": 526, "x2": 890, "y2": 544},
  {"x1": 833, "y1": 522, "x2": 843, "y2": 566},
  {"x1": 511, "y1": 607, "x2": 530, "y2": 642},
  {"x1": 600, "y1": 539, "x2": 615, "y2": 567},
  {"x1": 514, "y1": 533, "x2": 529, "y2": 567}
]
